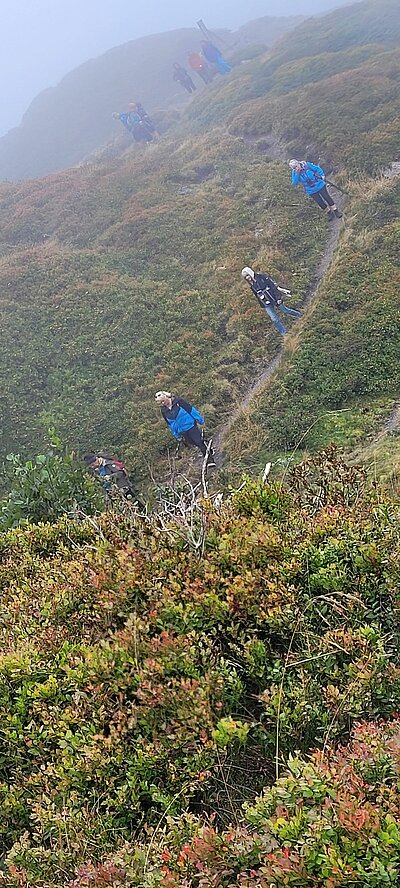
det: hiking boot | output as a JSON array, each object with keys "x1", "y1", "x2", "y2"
[
  {"x1": 334, "y1": 208, "x2": 343, "y2": 218},
  {"x1": 327, "y1": 209, "x2": 335, "y2": 221},
  {"x1": 206, "y1": 448, "x2": 216, "y2": 467}
]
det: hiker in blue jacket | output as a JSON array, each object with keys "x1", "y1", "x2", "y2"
[
  {"x1": 201, "y1": 41, "x2": 231, "y2": 74},
  {"x1": 241, "y1": 266, "x2": 302, "y2": 336},
  {"x1": 155, "y1": 391, "x2": 215, "y2": 463},
  {"x1": 112, "y1": 109, "x2": 154, "y2": 143},
  {"x1": 112, "y1": 111, "x2": 133, "y2": 134},
  {"x1": 290, "y1": 159, "x2": 342, "y2": 221}
]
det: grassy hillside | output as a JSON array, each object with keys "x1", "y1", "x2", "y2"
[
  {"x1": 0, "y1": 17, "x2": 300, "y2": 181},
  {"x1": 1, "y1": 457, "x2": 400, "y2": 886},
  {"x1": 188, "y1": 0, "x2": 400, "y2": 174},
  {"x1": 0, "y1": 134, "x2": 327, "y2": 484},
  {"x1": 223, "y1": 174, "x2": 400, "y2": 478},
  {"x1": 0, "y1": 0, "x2": 397, "y2": 489},
  {"x1": 1, "y1": 3, "x2": 400, "y2": 882}
]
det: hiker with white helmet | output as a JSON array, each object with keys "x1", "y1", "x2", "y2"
[
  {"x1": 155, "y1": 391, "x2": 215, "y2": 464},
  {"x1": 241, "y1": 267, "x2": 302, "y2": 336},
  {"x1": 289, "y1": 159, "x2": 342, "y2": 221}
]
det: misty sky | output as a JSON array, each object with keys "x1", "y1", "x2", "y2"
[{"x1": 0, "y1": 0, "x2": 351, "y2": 137}]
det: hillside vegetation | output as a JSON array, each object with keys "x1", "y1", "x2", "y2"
[
  {"x1": 0, "y1": 0, "x2": 398, "y2": 491},
  {"x1": 224, "y1": 174, "x2": 400, "y2": 478},
  {"x1": 1, "y1": 2, "x2": 400, "y2": 884},
  {"x1": 0, "y1": 136, "x2": 327, "y2": 484},
  {"x1": 2, "y1": 453, "x2": 400, "y2": 886}
]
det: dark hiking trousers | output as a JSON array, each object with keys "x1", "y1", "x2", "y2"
[
  {"x1": 182, "y1": 425, "x2": 207, "y2": 455},
  {"x1": 310, "y1": 185, "x2": 335, "y2": 210},
  {"x1": 197, "y1": 69, "x2": 213, "y2": 84},
  {"x1": 183, "y1": 77, "x2": 196, "y2": 93}
]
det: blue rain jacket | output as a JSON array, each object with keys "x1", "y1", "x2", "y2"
[
  {"x1": 161, "y1": 397, "x2": 204, "y2": 439},
  {"x1": 292, "y1": 162, "x2": 326, "y2": 195}
]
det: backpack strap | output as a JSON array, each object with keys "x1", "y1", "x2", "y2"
[{"x1": 304, "y1": 164, "x2": 323, "y2": 186}]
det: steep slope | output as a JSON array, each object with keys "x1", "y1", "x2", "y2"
[
  {"x1": 189, "y1": 0, "x2": 400, "y2": 169},
  {"x1": 222, "y1": 174, "x2": 400, "y2": 478},
  {"x1": 0, "y1": 0, "x2": 397, "y2": 490},
  {"x1": 0, "y1": 135, "x2": 327, "y2": 484},
  {"x1": 0, "y1": 16, "x2": 301, "y2": 181}
]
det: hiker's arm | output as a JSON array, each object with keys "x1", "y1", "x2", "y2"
[
  {"x1": 308, "y1": 162, "x2": 325, "y2": 177},
  {"x1": 175, "y1": 398, "x2": 204, "y2": 425},
  {"x1": 291, "y1": 170, "x2": 299, "y2": 186},
  {"x1": 190, "y1": 406, "x2": 204, "y2": 424}
]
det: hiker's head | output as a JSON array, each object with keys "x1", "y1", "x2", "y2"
[
  {"x1": 241, "y1": 266, "x2": 255, "y2": 283},
  {"x1": 155, "y1": 390, "x2": 172, "y2": 407},
  {"x1": 289, "y1": 159, "x2": 302, "y2": 170},
  {"x1": 83, "y1": 452, "x2": 100, "y2": 468}
]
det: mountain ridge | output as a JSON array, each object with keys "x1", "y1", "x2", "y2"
[{"x1": 0, "y1": 15, "x2": 303, "y2": 181}]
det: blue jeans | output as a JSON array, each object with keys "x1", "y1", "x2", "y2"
[{"x1": 262, "y1": 302, "x2": 302, "y2": 335}]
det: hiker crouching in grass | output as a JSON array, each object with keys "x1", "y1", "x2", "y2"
[
  {"x1": 241, "y1": 267, "x2": 302, "y2": 336},
  {"x1": 155, "y1": 391, "x2": 215, "y2": 464},
  {"x1": 83, "y1": 452, "x2": 143, "y2": 505},
  {"x1": 290, "y1": 159, "x2": 342, "y2": 221}
]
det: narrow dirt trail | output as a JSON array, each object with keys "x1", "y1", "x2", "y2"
[
  {"x1": 356, "y1": 404, "x2": 400, "y2": 457},
  {"x1": 215, "y1": 141, "x2": 344, "y2": 454},
  {"x1": 385, "y1": 405, "x2": 400, "y2": 434}
]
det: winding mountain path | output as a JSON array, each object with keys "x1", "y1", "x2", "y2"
[
  {"x1": 356, "y1": 404, "x2": 400, "y2": 459},
  {"x1": 215, "y1": 139, "x2": 344, "y2": 454}
]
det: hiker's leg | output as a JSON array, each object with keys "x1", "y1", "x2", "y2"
[
  {"x1": 183, "y1": 426, "x2": 207, "y2": 456},
  {"x1": 311, "y1": 188, "x2": 337, "y2": 219},
  {"x1": 318, "y1": 185, "x2": 335, "y2": 207},
  {"x1": 318, "y1": 185, "x2": 342, "y2": 215},
  {"x1": 263, "y1": 303, "x2": 287, "y2": 335},
  {"x1": 310, "y1": 190, "x2": 328, "y2": 210},
  {"x1": 279, "y1": 303, "x2": 302, "y2": 319}
]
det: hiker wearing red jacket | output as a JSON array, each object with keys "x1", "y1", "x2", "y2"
[{"x1": 188, "y1": 52, "x2": 213, "y2": 84}]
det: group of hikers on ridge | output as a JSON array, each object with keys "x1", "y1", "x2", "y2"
[
  {"x1": 83, "y1": 155, "x2": 343, "y2": 488},
  {"x1": 173, "y1": 40, "x2": 231, "y2": 94},
  {"x1": 113, "y1": 39, "x2": 231, "y2": 143}
]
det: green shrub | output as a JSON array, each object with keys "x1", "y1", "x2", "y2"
[
  {"x1": 0, "y1": 458, "x2": 399, "y2": 883},
  {"x1": 130, "y1": 719, "x2": 400, "y2": 888},
  {"x1": 0, "y1": 434, "x2": 104, "y2": 528}
]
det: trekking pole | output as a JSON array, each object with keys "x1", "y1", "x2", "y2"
[{"x1": 325, "y1": 179, "x2": 350, "y2": 196}]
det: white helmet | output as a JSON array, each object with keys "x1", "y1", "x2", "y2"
[
  {"x1": 155, "y1": 390, "x2": 172, "y2": 403},
  {"x1": 289, "y1": 159, "x2": 300, "y2": 169},
  {"x1": 241, "y1": 266, "x2": 255, "y2": 280}
]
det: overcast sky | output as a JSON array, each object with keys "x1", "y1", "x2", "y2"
[{"x1": 0, "y1": 0, "x2": 351, "y2": 137}]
